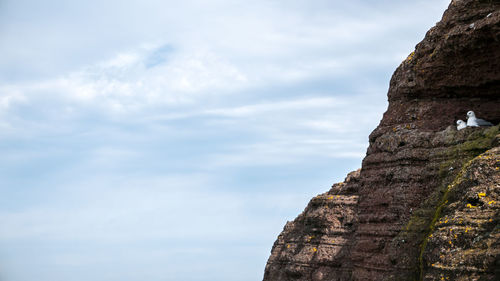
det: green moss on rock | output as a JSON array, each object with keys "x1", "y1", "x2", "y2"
[{"x1": 393, "y1": 125, "x2": 499, "y2": 281}]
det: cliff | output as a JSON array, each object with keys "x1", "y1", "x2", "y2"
[{"x1": 263, "y1": 1, "x2": 500, "y2": 280}]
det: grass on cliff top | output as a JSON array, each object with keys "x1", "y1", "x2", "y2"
[{"x1": 450, "y1": 125, "x2": 500, "y2": 156}]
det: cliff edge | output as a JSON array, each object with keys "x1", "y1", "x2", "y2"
[{"x1": 263, "y1": 1, "x2": 500, "y2": 280}]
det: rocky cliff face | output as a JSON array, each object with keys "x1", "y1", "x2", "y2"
[{"x1": 263, "y1": 1, "x2": 500, "y2": 280}]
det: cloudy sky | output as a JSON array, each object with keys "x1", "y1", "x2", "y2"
[{"x1": 0, "y1": 1, "x2": 450, "y2": 280}]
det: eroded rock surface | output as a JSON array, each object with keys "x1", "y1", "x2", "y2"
[
  {"x1": 422, "y1": 146, "x2": 500, "y2": 281},
  {"x1": 264, "y1": 170, "x2": 360, "y2": 281},
  {"x1": 263, "y1": 1, "x2": 500, "y2": 280}
]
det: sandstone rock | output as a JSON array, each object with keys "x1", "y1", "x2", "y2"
[
  {"x1": 422, "y1": 147, "x2": 500, "y2": 281},
  {"x1": 263, "y1": 1, "x2": 500, "y2": 280}
]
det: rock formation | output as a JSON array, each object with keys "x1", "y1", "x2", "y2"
[{"x1": 263, "y1": 1, "x2": 500, "y2": 280}]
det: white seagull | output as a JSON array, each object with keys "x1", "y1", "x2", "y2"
[
  {"x1": 456, "y1": 120, "x2": 467, "y2": 130},
  {"x1": 466, "y1": 111, "x2": 493, "y2": 127}
]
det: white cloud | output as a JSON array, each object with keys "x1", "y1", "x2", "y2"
[
  {"x1": 0, "y1": 1, "x2": 452, "y2": 281},
  {"x1": 0, "y1": 48, "x2": 251, "y2": 117},
  {"x1": 204, "y1": 97, "x2": 342, "y2": 117},
  {"x1": 0, "y1": 85, "x2": 26, "y2": 109},
  {"x1": 0, "y1": 0, "x2": 449, "y2": 119}
]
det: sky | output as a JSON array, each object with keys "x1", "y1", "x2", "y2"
[{"x1": 0, "y1": 1, "x2": 450, "y2": 281}]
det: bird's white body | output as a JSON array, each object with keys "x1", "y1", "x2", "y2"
[
  {"x1": 466, "y1": 111, "x2": 493, "y2": 127},
  {"x1": 467, "y1": 116, "x2": 480, "y2": 127},
  {"x1": 456, "y1": 120, "x2": 467, "y2": 130}
]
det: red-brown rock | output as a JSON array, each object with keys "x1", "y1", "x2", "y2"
[{"x1": 263, "y1": 1, "x2": 500, "y2": 280}]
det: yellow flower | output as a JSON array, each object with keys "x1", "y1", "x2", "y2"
[
  {"x1": 312, "y1": 247, "x2": 317, "y2": 252},
  {"x1": 477, "y1": 192, "x2": 486, "y2": 198}
]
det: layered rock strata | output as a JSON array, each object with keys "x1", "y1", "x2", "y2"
[
  {"x1": 422, "y1": 145, "x2": 500, "y2": 281},
  {"x1": 263, "y1": 0, "x2": 500, "y2": 280}
]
